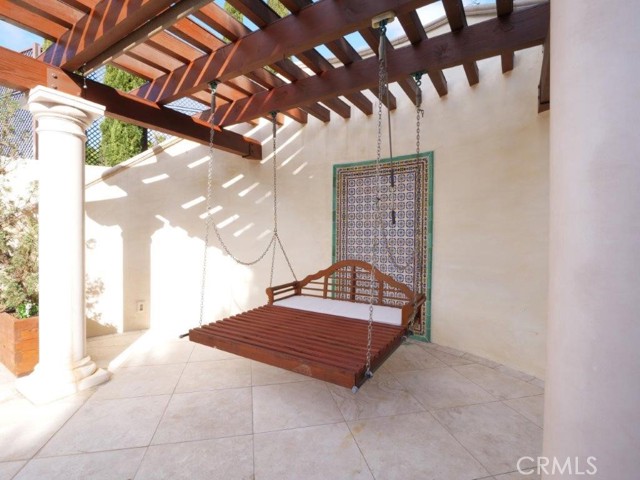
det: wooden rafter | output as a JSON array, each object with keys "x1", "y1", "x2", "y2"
[
  {"x1": 41, "y1": 0, "x2": 178, "y2": 72},
  {"x1": 0, "y1": 47, "x2": 261, "y2": 159},
  {"x1": 81, "y1": 0, "x2": 211, "y2": 74},
  {"x1": 0, "y1": 0, "x2": 67, "y2": 39},
  {"x1": 358, "y1": 26, "x2": 417, "y2": 106},
  {"x1": 132, "y1": 0, "x2": 435, "y2": 104},
  {"x1": 211, "y1": 3, "x2": 549, "y2": 126},
  {"x1": 186, "y1": 2, "x2": 327, "y2": 123},
  {"x1": 442, "y1": 0, "x2": 480, "y2": 86},
  {"x1": 397, "y1": 11, "x2": 448, "y2": 97}
]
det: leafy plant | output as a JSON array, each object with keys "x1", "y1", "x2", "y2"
[
  {"x1": 0, "y1": 90, "x2": 39, "y2": 318},
  {"x1": 98, "y1": 66, "x2": 147, "y2": 166}
]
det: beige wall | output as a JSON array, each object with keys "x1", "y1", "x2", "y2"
[{"x1": 79, "y1": 32, "x2": 549, "y2": 377}]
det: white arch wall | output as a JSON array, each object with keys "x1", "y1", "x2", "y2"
[{"x1": 84, "y1": 43, "x2": 549, "y2": 377}]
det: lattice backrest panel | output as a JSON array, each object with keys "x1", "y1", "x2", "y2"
[{"x1": 297, "y1": 260, "x2": 414, "y2": 308}]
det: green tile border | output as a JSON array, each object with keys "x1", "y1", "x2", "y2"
[{"x1": 331, "y1": 151, "x2": 434, "y2": 342}]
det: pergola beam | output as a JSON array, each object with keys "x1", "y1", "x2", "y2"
[
  {"x1": 41, "y1": 0, "x2": 179, "y2": 72},
  {"x1": 132, "y1": 0, "x2": 435, "y2": 104},
  {"x1": 82, "y1": 0, "x2": 211, "y2": 74},
  {"x1": 212, "y1": 3, "x2": 549, "y2": 126},
  {"x1": 442, "y1": 0, "x2": 480, "y2": 86},
  {"x1": 397, "y1": 11, "x2": 448, "y2": 97},
  {"x1": 0, "y1": 47, "x2": 261, "y2": 159}
]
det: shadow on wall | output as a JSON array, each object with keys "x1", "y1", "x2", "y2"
[{"x1": 84, "y1": 119, "x2": 313, "y2": 336}]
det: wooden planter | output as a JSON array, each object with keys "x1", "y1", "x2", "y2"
[{"x1": 0, "y1": 312, "x2": 39, "y2": 376}]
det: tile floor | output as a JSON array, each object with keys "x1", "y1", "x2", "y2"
[{"x1": 0, "y1": 333, "x2": 544, "y2": 479}]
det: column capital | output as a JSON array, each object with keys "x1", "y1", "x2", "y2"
[{"x1": 27, "y1": 86, "x2": 105, "y2": 135}]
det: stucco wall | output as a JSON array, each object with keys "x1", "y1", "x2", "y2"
[{"x1": 82, "y1": 41, "x2": 548, "y2": 377}]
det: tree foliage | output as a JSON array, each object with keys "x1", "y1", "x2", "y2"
[
  {"x1": 98, "y1": 66, "x2": 147, "y2": 166},
  {"x1": 268, "y1": 0, "x2": 288, "y2": 17},
  {"x1": 224, "y1": 1, "x2": 243, "y2": 23},
  {"x1": 0, "y1": 94, "x2": 38, "y2": 318}
]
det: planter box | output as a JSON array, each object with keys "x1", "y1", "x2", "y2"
[{"x1": 0, "y1": 312, "x2": 39, "y2": 376}]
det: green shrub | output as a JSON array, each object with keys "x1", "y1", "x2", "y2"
[{"x1": 0, "y1": 94, "x2": 39, "y2": 318}]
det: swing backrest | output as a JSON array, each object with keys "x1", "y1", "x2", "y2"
[{"x1": 266, "y1": 260, "x2": 424, "y2": 327}]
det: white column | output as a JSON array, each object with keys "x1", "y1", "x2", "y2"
[
  {"x1": 544, "y1": 1, "x2": 640, "y2": 478},
  {"x1": 17, "y1": 86, "x2": 110, "y2": 404}
]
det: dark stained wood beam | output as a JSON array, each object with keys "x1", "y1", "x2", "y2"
[
  {"x1": 397, "y1": 11, "x2": 448, "y2": 97},
  {"x1": 212, "y1": 3, "x2": 549, "y2": 126},
  {"x1": 442, "y1": 0, "x2": 480, "y2": 86},
  {"x1": 170, "y1": 11, "x2": 312, "y2": 125},
  {"x1": 0, "y1": 47, "x2": 261, "y2": 159},
  {"x1": 199, "y1": 0, "x2": 352, "y2": 120},
  {"x1": 12, "y1": 0, "x2": 82, "y2": 29},
  {"x1": 133, "y1": 0, "x2": 436, "y2": 104},
  {"x1": 0, "y1": 0, "x2": 67, "y2": 39},
  {"x1": 497, "y1": 0, "x2": 515, "y2": 73},
  {"x1": 296, "y1": 50, "x2": 372, "y2": 115},
  {"x1": 190, "y1": 2, "x2": 332, "y2": 123},
  {"x1": 323, "y1": 34, "x2": 393, "y2": 110},
  {"x1": 81, "y1": 0, "x2": 211, "y2": 74},
  {"x1": 41, "y1": 0, "x2": 178, "y2": 72},
  {"x1": 538, "y1": 34, "x2": 550, "y2": 112}
]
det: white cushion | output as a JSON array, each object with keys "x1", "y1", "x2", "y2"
[{"x1": 274, "y1": 295, "x2": 402, "y2": 326}]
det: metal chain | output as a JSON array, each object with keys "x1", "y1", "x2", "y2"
[
  {"x1": 365, "y1": 21, "x2": 388, "y2": 377},
  {"x1": 199, "y1": 85, "x2": 295, "y2": 326},
  {"x1": 407, "y1": 73, "x2": 425, "y2": 333}
]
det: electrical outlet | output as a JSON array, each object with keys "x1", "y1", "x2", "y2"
[{"x1": 136, "y1": 301, "x2": 145, "y2": 313}]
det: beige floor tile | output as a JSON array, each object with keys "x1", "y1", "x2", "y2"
[
  {"x1": 253, "y1": 380, "x2": 343, "y2": 433},
  {"x1": 14, "y1": 448, "x2": 145, "y2": 480},
  {"x1": 432, "y1": 402, "x2": 542, "y2": 475},
  {"x1": 91, "y1": 364, "x2": 184, "y2": 400},
  {"x1": 494, "y1": 471, "x2": 540, "y2": 479},
  {"x1": 454, "y1": 365, "x2": 543, "y2": 400},
  {"x1": 175, "y1": 359, "x2": 251, "y2": 393},
  {"x1": 86, "y1": 331, "x2": 146, "y2": 348},
  {"x1": 254, "y1": 423, "x2": 373, "y2": 480},
  {"x1": 125, "y1": 340, "x2": 194, "y2": 367},
  {"x1": 87, "y1": 344, "x2": 130, "y2": 369},
  {"x1": 151, "y1": 388, "x2": 252, "y2": 444},
  {"x1": 433, "y1": 344, "x2": 467, "y2": 357},
  {"x1": 189, "y1": 344, "x2": 241, "y2": 362},
  {"x1": 422, "y1": 347, "x2": 475, "y2": 366},
  {"x1": 503, "y1": 395, "x2": 544, "y2": 428},
  {"x1": 494, "y1": 365, "x2": 536, "y2": 383},
  {"x1": 0, "y1": 394, "x2": 89, "y2": 461},
  {"x1": 461, "y1": 353, "x2": 501, "y2": 368},
  {"x1": 394, "y1": 367, "x2": 495, "y2": 410},
  {"x1": 137, "y1": 436, "x2": 253, "y2": 480},
  {"x1": 251, "y1": 361, "x2": 308, "y2": 386},
  {"x1": 0, "y1": 461, "x2": 26, "y2": 480},
  {"x1": 380, "y1": 344, "x2": 447, "y2": 373},
  {"x1": 349, "y1": 412, "x2": 489, "y2": 480},
  {"x1": 327, "y1": 372, "x2": 424, "y2": 421},
  {"x1": 529, "y1": 378, "x2": 545, "y2": 390},
  {"x1": 38, "y1": 395, "x2": 170, "y2": 456}
]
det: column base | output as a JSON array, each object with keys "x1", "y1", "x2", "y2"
[{"x1": 16, "y1": 356, "x2": 110, "y2": 404}]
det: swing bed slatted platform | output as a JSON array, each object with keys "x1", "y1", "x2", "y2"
[{"x1": 189, "y1": 260, "x2": 425, "y2": 389}]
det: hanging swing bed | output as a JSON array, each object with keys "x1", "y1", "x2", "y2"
[{"x1": 188, "y1": 13, "x2": 426, "y2": 391}]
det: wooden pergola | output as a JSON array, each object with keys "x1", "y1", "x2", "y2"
[{"x1": 0, "y1": 0, "x2": 549, "y2": 161}]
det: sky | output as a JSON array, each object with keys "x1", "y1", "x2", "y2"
[{"x1": 0, "y1": 21, "x2": 41, "y2": 52}]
